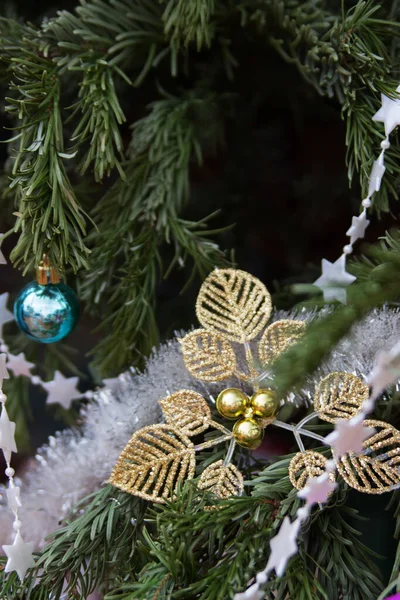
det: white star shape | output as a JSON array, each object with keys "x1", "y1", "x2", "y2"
[
  {"x1": 324, "y1": 415, "x2": 375, "y2": 458},
  {"x1": 0, "y1": 234, "x2": 6, "y2": 265},
  {"x1": 372, "y1": 88, "x2": 400, "y2": 137},
  {"x1": 265, "y1": 516, "x2": 300, "y2": 577},
  {"x1": 0, "y1": 353, "x2": 9, "y2": 381},
  {"x1": 346, "y1": 210, "x2": 370, "y2": 245},
  {"x1": 367, "y1": 341, "x2": 400, "y2": 399},
  {"x1": 0, "y1": 293, "x2": 14, "y2": 338},
  {"x1": 314, "y1": 255, "x2": 356, "y2": 304},
  {"x1": 368, "y1": 154, "x2": 386, "y2": 196},
  {"x1": 6, "y1": 482, "x2": 22, "y2": 512},
  {"x1": 6, "y1": 353, "x2": 35, "y2": 378},
  {"x1": 2, "y1": 531, "x2": 35, "y2": 581},
  {"x1": 0, "y1": 405, "x2": 17, "y2": 463},
  {"x1": 298, "y1": 472, "x2": 337, "y2": 506},
  {"x1": 41, "y1": 371, "x2": 82, "y2": 409}
]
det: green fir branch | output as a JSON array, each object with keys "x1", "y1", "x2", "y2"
[
  {"x1": 160, "y1": 0, "x2": 216, "y2": 49},
  {"x1": 0, "y1": 485, "x2": 146, "y2": 600},
  {"x1": 0, "y1": 26, "x2": 91, "y2": 273},
  {"x1": 272, "y1": 230, "x2": 400, "y2": 395},
  {"x1": 80, "y1": 91, "x2": 230, "y2": 375}
]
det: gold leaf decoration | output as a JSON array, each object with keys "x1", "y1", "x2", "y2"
[
  {"x1": 337, "y1": 419, "x2": 400, "y2": 494},
  {"x1": 288, "y1": 451, "x2": 334, "y2": 490},
  {"x1": 314, "y1": 372, "x2": 369, "y2": 424},
  {"x1": 259, "y1": 319, "x2": 306, "y2": 365},
  {"x1": 198, "y1": 460, "x2": 244, "y2": 499},
  {"x1": 196, "y1": 268, "x2": 272, "y2": 343},
  {"x1": 109, "y1": 424, "x2": 196, "y2": 503},
  {"x1": 159, "y1": 389, "x2": 211, "y2": 436},
  {"x1": 180, "y1": 329, "x2": 236, "y2": 382}
]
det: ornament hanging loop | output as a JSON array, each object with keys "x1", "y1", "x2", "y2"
[{"x1": 36, "y1": 254, "x2": 60, "y2": 285}]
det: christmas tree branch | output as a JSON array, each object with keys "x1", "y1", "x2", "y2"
[
  {"x1": 272, "y1": 230, "x2": 400, "y2": 395},
  {"x1": 80, "y1": 91, "x2": 229, "y2": 375},
  {"x1": 0, "y1": 485, "x2": 146, "y2": 600},
  {"x1": 239, "y1": 0, "x2": 400, "y2": 212},
  {"x1": 160, "y1": 0, "x2": 216, "y2": 49},
  {"x1": 0, "y1": 24, "x2": 91, "y2": 273}
]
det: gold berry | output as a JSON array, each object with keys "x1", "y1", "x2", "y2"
[
  {"x1": 216, "y1": 388, "x2": 248, "y2": 420},
  {"x1": 233, "y1": 417, "x2": 264, "y2": 449},
  {"x1": 250, "y1": 389, "x2": 278, "y2": 419}
]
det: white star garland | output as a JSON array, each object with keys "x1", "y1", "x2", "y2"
[
  {"x1": 234, "y1": 337, "x2": 400, "y2": 600},
  {"x1": 314, "y1": 87, "x2": 400, "y2": 304},
  {"x1": 0, "y1": 353, "x2": 35, "y2": 581},
  {"x1": 0, "y1": 292, "x2": 96, "y2": 409}
]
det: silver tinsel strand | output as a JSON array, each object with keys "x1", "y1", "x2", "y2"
[{"x1": 1, "y1": 307, "x2": 399, "y2": 547}]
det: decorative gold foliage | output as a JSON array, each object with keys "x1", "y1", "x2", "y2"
[
  {"x1": 337, "y1": 419, "x2": 400, "y2": 494},
  {"x1": 196, "y1": 268, "x2": 272, "y2": 343},
  {"x1": 288, "y1": 451, "x2": 333, "y2": 490},
  {"x1": 159, "y1": 390, "x2": 211, "y2": 436},
  {"x1": 314, "y1": 372, "x2": 369, "y2": 424},
  {"x1": 198, "y1": 460, "x2": 244, "y2": 499},
  {"x1": 259, "y1": 319, "x2": 306, "y2": 365},
  {"x1": 180, "y1": 329, "x2": 236, "y2": 382},
  {"x1": 109, "y1": 424, "x2": 196, "y2": 503}
]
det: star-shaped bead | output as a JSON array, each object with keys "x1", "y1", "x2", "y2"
[
  {"x1": 6, "y1": 353, "x2": 35, "y2": 378},
  {"x1": 41, "y1": 371, "x2": 82, "y2": 410},
  {"x1": 6, "y1": 482, "x2": 22, "y2": 512},
  {"x1": 346, "y1": 210, "x2": 370, "y2": 245},
  {"x1": 324, "y1": 415, "x2": 375, "y2": 458},
  {"x1": 367, "y1": 341, "x2": 400, "y2": 400},
  {"x1": 2, "y1": 531, "x2": 35, "y2": 581},
  {"x1": 298, "y1": 472, "x2": 337, "y2": 506},
  {"x1": 314, "y1": 255, "x2": 356, "y2": 304},
  {"x1": 265, "y1": 516, "x2": 300, "y2": 577},
  {"x1": 0, "y1": 405, "x2": 17, "y2": 463},
  {"x1": 0, "y1": 353, "x2": 9, "y2": 381},
  {"x1": 372, "y1": 88, "x2": 400, "y2": 137},
  {"x1": 368, "y1": 153, "x2": 386, "y2": 196},
  {"x1": 0, "y1": 234, "x2": 6, "y2": 265},
  {"x1": 0, "y1": 293, "x2": 14, "y2": 338}
]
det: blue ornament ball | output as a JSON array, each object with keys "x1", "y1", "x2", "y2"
[{"x1": 14, "y1": 281, "x2": 79, "y2": 344}]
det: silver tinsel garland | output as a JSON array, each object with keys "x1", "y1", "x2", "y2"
[{"x1": 1, "y1": 307, "x2": 399, "y2": 547}]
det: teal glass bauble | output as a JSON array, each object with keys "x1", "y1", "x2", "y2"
[{"x1": 14, "y1": 281, "x2": 79, "y2": 343}]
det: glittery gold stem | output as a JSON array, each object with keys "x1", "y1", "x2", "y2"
[
  {"x1": 209, "y1": 420, "x2": 233, "y2": 436},
  {"x1": 244, "y1": 341, "x2": 260, "y2": 390},
  {"x1": 194, "y1": 435, "x2": 233, "y2": 451}
]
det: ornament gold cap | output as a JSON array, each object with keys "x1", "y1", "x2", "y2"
[{"x1": 36, "y1": 254, "x2": 60, "y2": 285}]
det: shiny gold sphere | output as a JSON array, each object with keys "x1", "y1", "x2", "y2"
[
  {"x1": 216, "y1": 388, "x2": 248, "y2": 419},
  {"x1": 233, "y1": 417, "x2": 264, "y2": 449},
  {"x1": 250, "y1": 389, "x2": 278, "y2": 419}
]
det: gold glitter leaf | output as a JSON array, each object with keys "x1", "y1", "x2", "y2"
[
  {"x1": 337, "y1": 419, "x2": 400, "y2": 494},
  {"x1": 314, "y1": 372, "x2": 369, "y2": 424},
  {"x1": 180, "y1": 329, "x2": 236, "y2": 382},
  {"x1": 289, "y1": 451, "x2": 333, "y2": 490},
  {"x1": 259, "y1": 319, "x2": 306, "y2": 365},
  {"x1": 109, "y1": 424, "x2": 196, "y2": 503},
  {"x1": 196, "y1": 269, "x2": 272, "y2": 343},
  {"x1": 160, "y1": 389, "x2": 211, "y2": 436},
  {"x1": 198, "y1": 460, "x2": 244, "y2": 499}
]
